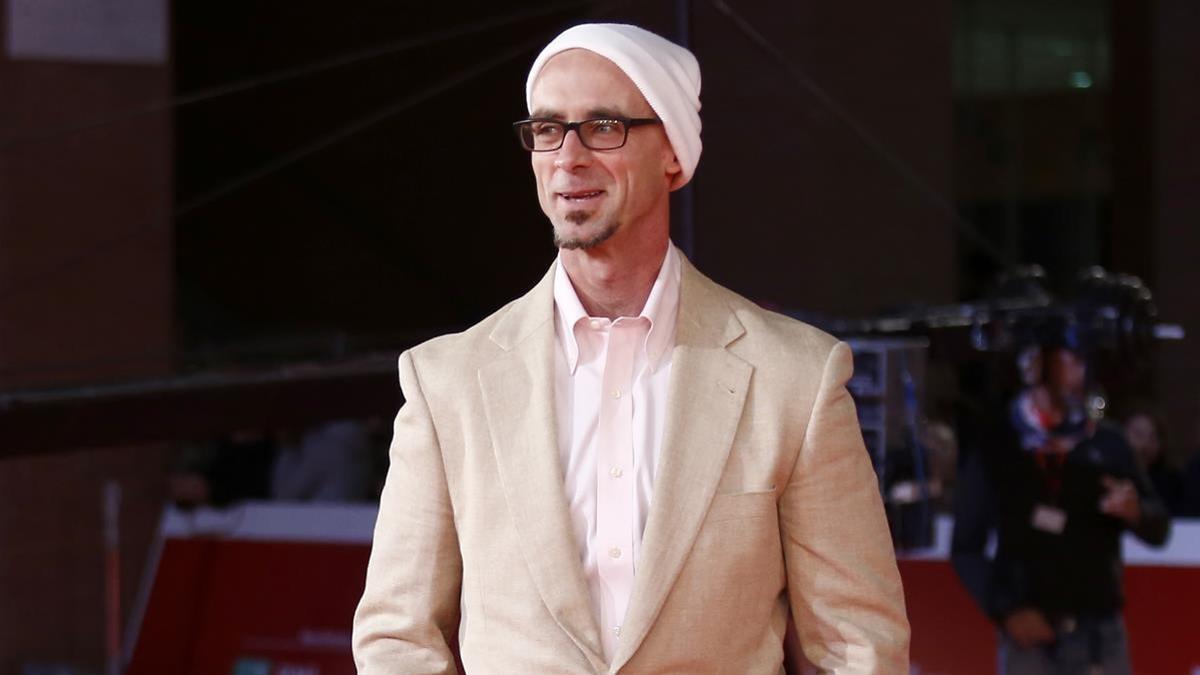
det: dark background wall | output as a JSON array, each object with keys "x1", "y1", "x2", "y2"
[
  {"x1": 694, "y1": 2, "x2": 956, "y2": 314},
  {"x1": 168, "y1": 0, "x2": 955, "y2": 358}
]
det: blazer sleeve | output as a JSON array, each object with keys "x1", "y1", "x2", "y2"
[
  {"x1": 779, "y1": 341, "x2": 911, "y2": 674},
  {"x1": 352, "y1": 349, "x2": 462, "y2": 674}
]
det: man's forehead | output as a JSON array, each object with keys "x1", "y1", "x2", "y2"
[{"x1": 529, "y1": 49, "x2": 651, "y2": 115}]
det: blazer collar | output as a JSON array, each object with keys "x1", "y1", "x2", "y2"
[{"x1": 480, "y1": 260, "x2": 608, "y2": 671}]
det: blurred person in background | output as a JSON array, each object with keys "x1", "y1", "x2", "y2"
[
  {"x1": 169, "y1": 419, "x2": 378, "y2": 507},
  {"x1": 923, "y1": 419, "x2": 960, "y2": 513},
  {"x1": 169, "y1": 429, "x2": 275, "y2": 508},
  {"x1": 1122, "y1": 403, "x2": 1185, "y2": 514},
  {"x1": 952, "y1": 341, "x2": 1170, "y2": 675},
  {"x1": 271, "y1": 418, "x2": 374, "y2": 502}
]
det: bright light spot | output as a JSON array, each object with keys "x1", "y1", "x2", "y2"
[{"x1": 1070, "y1": 71, "x2": 1094, "y2": 89}]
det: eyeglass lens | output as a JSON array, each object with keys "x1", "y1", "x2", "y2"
[{"x1": 519, "y1": 119, "x2": 628, "y2": 151}]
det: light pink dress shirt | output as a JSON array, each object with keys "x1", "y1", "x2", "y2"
[{"x1": 552, "y1": 242, "x2": 681, "y2": 661}]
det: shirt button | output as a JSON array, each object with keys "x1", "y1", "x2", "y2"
[
  {"x1": 589, "y1": 319, "x2": 602, "y2": 329},
  {"x1": 609, "y1": 466, "x2": 624, "y2": 478},
  {"x1": 608, "y1": 546, "x2": 622, "y2": 559},
  {"x1": 612, "y1": 389, "x2": 622, "y2": 399},
  {"x1": 613, "y1": 625, "x2": 622, "y2": 637}
]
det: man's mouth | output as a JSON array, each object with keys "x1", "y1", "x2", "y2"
[{"x1": 558, "y1": 190, "x2": 604, "y2": 202}]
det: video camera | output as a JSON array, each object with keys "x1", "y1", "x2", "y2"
[{"x1": 825, "y1": 267, "x2": 1183, "y2": 549}]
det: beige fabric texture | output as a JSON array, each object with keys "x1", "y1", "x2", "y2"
[{"x1": 353, "y1": 256, "x2": 910, "y2": 674}]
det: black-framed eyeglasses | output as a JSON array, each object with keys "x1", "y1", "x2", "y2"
[{"x1": 512, "y1": 116, "x2": 661, "y2": 152}]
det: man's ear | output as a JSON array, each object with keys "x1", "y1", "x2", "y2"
[{"x1": 665, "y1": 151, "x2": 683, "y2": 191}]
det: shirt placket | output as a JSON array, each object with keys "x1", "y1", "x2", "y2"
[{"x1": 595, "y1": 318, "x2": 640, "y2": 658}]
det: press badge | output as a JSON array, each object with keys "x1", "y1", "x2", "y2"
[{"x1": 1031, "y1": 504, "x2": 1067, "y2": 534}]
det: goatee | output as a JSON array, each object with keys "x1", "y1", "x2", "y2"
[{"x1": 554, "y1": 214, "x2": 618, "y2": 250}]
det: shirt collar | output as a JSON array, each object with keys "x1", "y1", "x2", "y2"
[{"x1": 553, "y1": 241, "x2": 681, "y2": 375}]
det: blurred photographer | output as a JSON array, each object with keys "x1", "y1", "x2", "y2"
[
  {"x1": 1123, "y1": 404, "x2": 1185, "y2": 514},
  {"x1": 951, "y1": 340, "x2": 1170, "y2": 674}
]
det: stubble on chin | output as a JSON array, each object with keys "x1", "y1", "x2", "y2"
[{"x1": 553, "y1": 211, "x2": 618, "y2": 250}]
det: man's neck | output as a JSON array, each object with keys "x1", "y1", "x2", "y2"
[{"x1": 559, "y1": 237, "x2": 669, "y2": 319}]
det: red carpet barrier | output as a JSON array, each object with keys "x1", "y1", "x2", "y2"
[
  {"x1": 125, "y1": 504, "x2": 1200, "y2": 675},
  {"x1": 126, "y1": 504, "x2": 375, "y2": 675}
]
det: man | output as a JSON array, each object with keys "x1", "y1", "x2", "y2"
[
  {"x1": 952, "y1": 344, "x2": 1170, "y2": 674},
  {"x1": 353, "y1": 23, "x2": 909, "y2": 674}
]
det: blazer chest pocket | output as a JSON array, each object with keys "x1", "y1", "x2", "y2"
[{"x1": 704, "y1": 489, "x2": 776, "y2": 525}]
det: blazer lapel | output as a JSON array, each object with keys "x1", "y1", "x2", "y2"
[
  {"x1": 478, "y1": 263, "x2": 607, "y2": 672},
  {"x1": 610, "y1": 259, "x2": 753, "y2": 671}
]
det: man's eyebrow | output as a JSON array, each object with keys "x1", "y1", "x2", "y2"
[
  {"x1": 526, "y1": 107, "x2": 632, "y2": 120},
  {"x1": 586, "y1": 107, "x2": 629, "y2": 119}
]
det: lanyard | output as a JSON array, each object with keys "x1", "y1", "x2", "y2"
[{"x1": 1034, "y1": 447, "x2": 1068, "y2": 504}]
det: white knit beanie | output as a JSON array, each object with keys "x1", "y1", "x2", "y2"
[{"x1": 525, "y1": 23, "x2": 702, "y2": 189}]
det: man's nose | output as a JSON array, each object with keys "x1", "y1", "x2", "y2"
[{"x1": 554, "y1": 128, "x2": 592, "y2": 169}]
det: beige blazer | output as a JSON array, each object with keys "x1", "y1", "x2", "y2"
[{"x1": 353, "y1": 256, "x2": 910, "y2": 674}]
